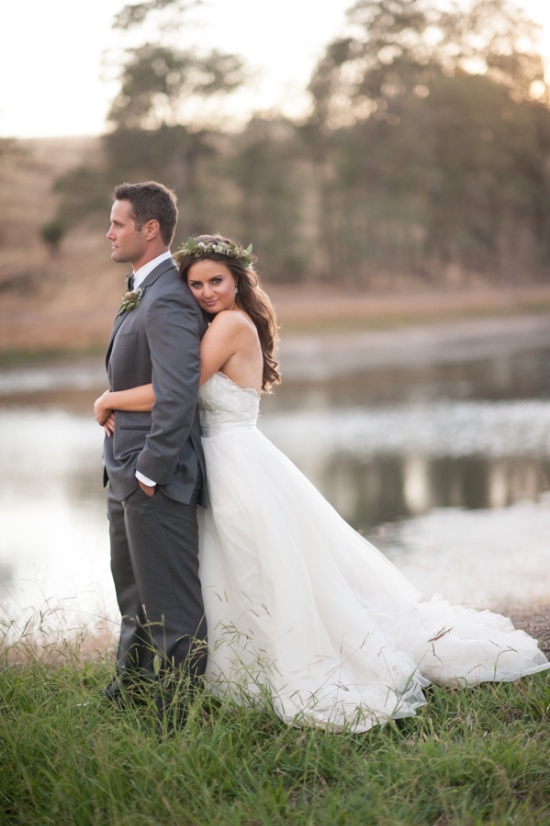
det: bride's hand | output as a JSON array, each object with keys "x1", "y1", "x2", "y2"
[
  {"x1": 103, "y1": 412, "x2": 116, "y2": 436},
  {"x1": 94, "y1": 390, "x2": 113, "y2": 427}
]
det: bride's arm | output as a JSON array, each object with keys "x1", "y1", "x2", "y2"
[
  {"x1": 197, "y1": 312, "x2": 245, "y2": 384},
  {"x1": 94, "y1": 313, "x2": 242, "y2": 430},
  {"x1": 94, "y1": 384, "x2": 155, "y2": 429}
]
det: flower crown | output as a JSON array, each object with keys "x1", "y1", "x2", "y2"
[{"x1": 175, "y1": 236, "x2": 253, "y2": 267}]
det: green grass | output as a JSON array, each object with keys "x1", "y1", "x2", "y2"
[{"x1": 1, "y1": 633, "x2": 549, "y2": 826}]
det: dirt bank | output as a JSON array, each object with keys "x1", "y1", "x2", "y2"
[
  {"x1": 2, "y1": 280, "x2": 550, "y2": 356},
  {"x1": 495, "y1": 604, "x2": 550, "y2": 657}
]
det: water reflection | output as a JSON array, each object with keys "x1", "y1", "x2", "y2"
[
  {"x1": 1, "y1": 339, "x2": 550, "y2": 633},
  {"x1": 0, "y1": 408, "x2": 114, "y2": 634},
  {"x1": 377, "y1": 502, "x2": 550, "y2": 606},
  {"x1": 269, "y1": 347, "x2": 550, "y2": 408},
  {"x1": 311, "y1": 453, "x2": 550, "y2": 528}
]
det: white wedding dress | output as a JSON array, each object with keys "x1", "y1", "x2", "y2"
[{"x1": 197, "y1": 371, "x2": 549, "y2": 731}]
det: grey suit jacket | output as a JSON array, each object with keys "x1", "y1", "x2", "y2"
[{"x1": 103, "y1": 257, "x2": 207, "y2": 506}]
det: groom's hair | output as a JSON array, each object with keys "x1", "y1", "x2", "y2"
[{"x1": 114, "y1": 181, "x2": 178, "y2": 246}]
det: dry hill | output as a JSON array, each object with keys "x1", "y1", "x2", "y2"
[
  {"x1": 2, "y1": 136, "x2": 550, "y2": 356},
  {"x1": 0, "y1": 137, "x2": 123, "y2": 352}
]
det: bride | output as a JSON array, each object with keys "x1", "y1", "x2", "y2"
[{"x1": 95, "y1": 234, "x2": 549, "y2": 732}]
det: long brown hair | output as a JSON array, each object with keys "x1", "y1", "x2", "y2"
[{"x1": 176, "y1": 234, "x2": 281, "y2": 392}]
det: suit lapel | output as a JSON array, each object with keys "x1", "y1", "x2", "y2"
[
  {"x1": 105, "y1": 310, "x2": 130, "y2": 369},
  {"x1": 105, "y1": 257, "x2": 177, "y2": 369},
  {"x1": 140, "y1": 257, "x2": 177, "y2": 290}
]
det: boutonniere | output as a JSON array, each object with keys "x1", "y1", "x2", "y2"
[{"x1": 118, "y1": 288, "x2": 143, "y2": 315}]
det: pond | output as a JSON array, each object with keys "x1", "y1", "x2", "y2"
[{"x1": 1, "y1": 316, "x2": 550, "y2": 638}]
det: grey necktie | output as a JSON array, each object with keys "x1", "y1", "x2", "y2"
[{"x1": 125, "y1": 273, "x2": 134, "y2": 292}]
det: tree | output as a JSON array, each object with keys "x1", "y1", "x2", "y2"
[
  {"x1": 49, "y1": 0, "x2": 246, "y2": 235},
  {"x1": 40, "y1": 219, "x2": 66, "y2": 254},
  {"x1": 309, "y1": 0, "x2": 546, "y2": 129},
  {"x1": 222, "y1": 117, "x2": 309, "y2": 281},
  {"x1": 108, "y1": 0, "x2": 245, "y2": 131},
  {"x1": 47, "y1": 0, "x2": 550, "y2": 285},
  {"x1": 305, "y1": 0, "x2": 550, "y2": 283}
]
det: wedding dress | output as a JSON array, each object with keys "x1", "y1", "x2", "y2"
[{"x1": 197, "y1": 371, "x2": 549, "y2": 731}]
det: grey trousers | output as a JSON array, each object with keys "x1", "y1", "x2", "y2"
[{"x1": 107, "y1": 479, "x2": 207, "y2": 684}]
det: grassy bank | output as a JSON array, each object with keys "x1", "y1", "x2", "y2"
[
  {"x1": 1, "y1": 637, "x2": 549, "y2": 825},
  {"x1": 270, "y1": 284, "x2": 550, "y2": 337},
  {"x1": 278, "y1": 296, "x2": 550, "y2": 336},
  {"x1": 3, "y1": 279, "x2": 550, "y2": 358}
]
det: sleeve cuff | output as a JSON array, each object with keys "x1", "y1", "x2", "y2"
[{"x1": 136, "y1": 470, "x2": 157, "y2": 487}]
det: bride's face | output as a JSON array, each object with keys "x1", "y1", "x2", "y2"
[{"x1": 187, "y1": 259, "x2": 238, "y2": 314}]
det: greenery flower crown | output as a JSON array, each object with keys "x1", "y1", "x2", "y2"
[{"x1": 174, "y1": 236, "x2": 254, "y2": 267}]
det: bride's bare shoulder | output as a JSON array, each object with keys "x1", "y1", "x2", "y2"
[{"x1": 209, "y1": 310, "x2": 257, "y2": 336}]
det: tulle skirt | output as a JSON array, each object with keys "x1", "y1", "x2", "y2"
[{"x1": 198, "y1": 423, "x2": 549, "y2": 731}]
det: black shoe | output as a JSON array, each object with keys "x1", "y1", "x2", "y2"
[
  {"x1": 155, "y1": 703, "x2": 188, "y2": 739},
  {"x1": 101, "y1": 678, "x2": 126, "y2": 702},
  {"x1": 153, "y1": 687, "x2": 189, "y2": 738},
  {"x1": 101, "y1": 675, "x2": 154, "y2": 705}
]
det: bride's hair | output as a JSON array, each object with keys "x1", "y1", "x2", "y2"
[{"x1": 176, "y1": 234, "x2": 281, "y2": 392}]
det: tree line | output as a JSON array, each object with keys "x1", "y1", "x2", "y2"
[{"x1": 45, "y1": 0, "x2": 550, "y2": 286}]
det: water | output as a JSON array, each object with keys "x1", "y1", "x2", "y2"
[{"x1": 1, "y1": 321, "x2": 550, "y2": 636}]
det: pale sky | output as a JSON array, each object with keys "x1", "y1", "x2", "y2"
[{"x1": 1, "y1": 0, "x2": 549, "y2": 139}]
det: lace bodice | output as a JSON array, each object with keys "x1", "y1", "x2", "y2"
[{"x1": 199, "y1": 371, "x2": 260, "y2": 429}]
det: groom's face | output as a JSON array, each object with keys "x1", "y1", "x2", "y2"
[{"x1": 107, "y1": 199, "x2": 148, "y2": 268}]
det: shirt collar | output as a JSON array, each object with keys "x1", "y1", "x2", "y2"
[{"x1": 133, "y1": 250, "x2": 174, "y2": 290}]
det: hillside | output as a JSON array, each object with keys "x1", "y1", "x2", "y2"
[
  {"x1": 0, "y1": 137, "x2": 124, "y2": 353},
  {"x1": 2, "y1": 136, "x2": 550, "y2": 356}
]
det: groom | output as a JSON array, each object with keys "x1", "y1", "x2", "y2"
[{"x1": 101, "y1": 181, "x2": 207, "y2": 732}]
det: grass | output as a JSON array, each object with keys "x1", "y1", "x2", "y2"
[{"x1": 1, "y1": 631, "x2": 549, "y2": 826}]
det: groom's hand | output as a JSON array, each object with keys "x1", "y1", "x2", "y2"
[{"x1": 138, "y1": 480, "x2": 156, "y2": 497}]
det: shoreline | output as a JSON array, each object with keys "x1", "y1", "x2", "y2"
[
  {"x1": 2, "y1": 311, "x2": 550, "y2": 394},
  {"x1": 2, "y1": 282, "x2": 550, "y2": 356},
  {"x1": 279, "y1": 312, "x2": 550, "y2": 380},
  {"x1": 492, "y1": 603, "x2": 550, "y2": 657}
]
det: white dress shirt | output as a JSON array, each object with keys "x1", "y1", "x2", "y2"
[{"x1": 133, "y1": 249, "x2": 173, "y2": 290}]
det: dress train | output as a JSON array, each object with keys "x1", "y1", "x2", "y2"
[{"x1": 197, "y1": 372, "x2": 549, "y2": 731}]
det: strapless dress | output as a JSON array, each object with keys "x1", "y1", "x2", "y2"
[{"x1": 196, "y1": 371, "x2": 549, "y2": 731}]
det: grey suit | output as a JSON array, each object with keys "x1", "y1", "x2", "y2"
[{"x1": 104, "y1": 257, "x2": 207, "y2": 687}]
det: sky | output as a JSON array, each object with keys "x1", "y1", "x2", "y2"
[{"x1": 1, "y1": 0, "x2": 550, "y2": 139}]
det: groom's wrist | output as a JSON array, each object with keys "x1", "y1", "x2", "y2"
[{"x1": 136, "y1": 470, "x2": 156, "y2": 487}]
